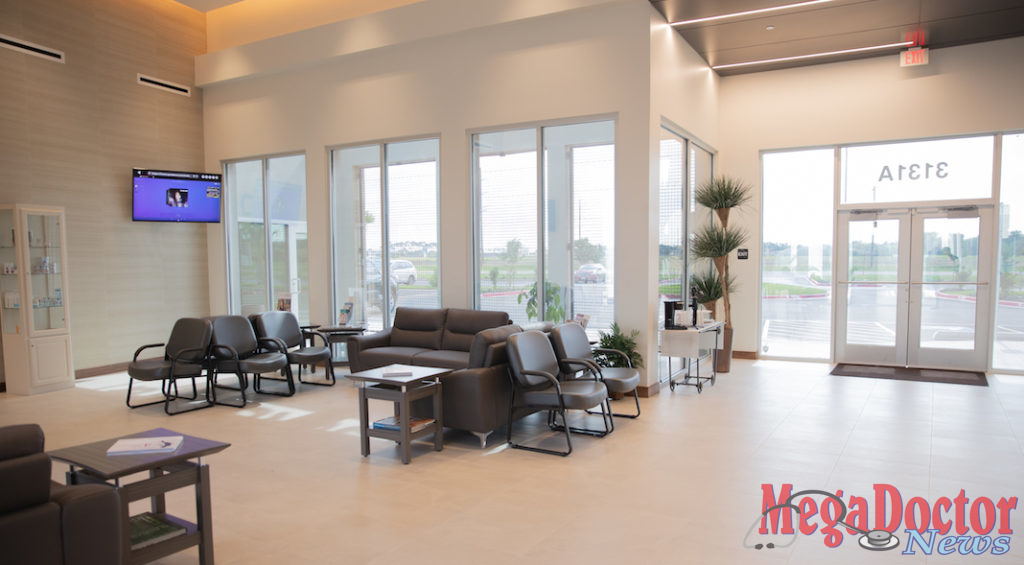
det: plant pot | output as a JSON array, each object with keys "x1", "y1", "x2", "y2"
[{"x1": 716, "y1": 326, "x2": 733, "y2": 373}]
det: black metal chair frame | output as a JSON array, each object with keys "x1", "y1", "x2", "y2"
[
  {"x1": 294, "y1": 328, "x2": 336, "y2": 386},
  {"x1": 209, "y1": 335, "x2": 296, "y2": 403},
  {"x1": 126, "y1": 342, "x2": 213, "y2": 416},
  {"x1": 562, "y1": 349, "x2": 641, "y2": 420},
  {"x1": 506, "y1": 367, "x2": 613, "y2": 457}
]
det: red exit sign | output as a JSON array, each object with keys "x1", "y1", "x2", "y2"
[{"x1": 900, "y1": 47, "x2": 929, "y2": 67}]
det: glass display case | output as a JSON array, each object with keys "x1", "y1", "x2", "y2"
[{"x1": 0, "y1": 205, "x2": 74, "y2": 394}]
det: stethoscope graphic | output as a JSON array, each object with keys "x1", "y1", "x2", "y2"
[{"x1": 742, "y1": 489, "x2": 900, "y2": 551}]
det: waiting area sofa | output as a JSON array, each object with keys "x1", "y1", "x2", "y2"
[
  {"x1": 348, "y1": 307, "x2": 520, "y2": 446},
  {"x1": 0, "y1": 424, "x2": 122, "y2": 565}
]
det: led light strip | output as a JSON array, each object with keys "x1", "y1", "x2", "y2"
[
  {"x1": 711, "y1": 41, "x2": 914, "y2": 70},
  {"x1": 670, "y1": 0, "x2": 834, "y2": 27}
]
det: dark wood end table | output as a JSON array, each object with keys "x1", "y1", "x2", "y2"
[
  {"x1": 346, "y1": 364, "x2": 448, "y2": 464},
  {"x1": 48, "y1": 428, "x2": 230, "y2": 565}
]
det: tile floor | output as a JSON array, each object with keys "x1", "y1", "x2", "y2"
[{"x1": 2, "y1": 359, "x2": 1023, "y2": 564}]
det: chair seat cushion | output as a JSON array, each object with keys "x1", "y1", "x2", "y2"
[
  {"x1": 359, "y1": 346, "x2": 432, "y2": 369},
  {"x1": 411, "y1": 350, "x2": 471, "y2": 369},
  {"x1": 216, "y1": 352, "x2": 287, "y2": 374},
  {"x1": 522, "y1": 380, "x2": 607, "y2": 410},
  {"x1": 599, "y1": 367, "x2": 640, "y2": 393},
  {"x1": 128, "y1": 360, "x2": 204, "y2": 381},
  {"x1": 288, "y1": 346, "x2": 330, "y2": 364}
]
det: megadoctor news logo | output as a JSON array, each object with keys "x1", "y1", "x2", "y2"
[{"x1": 744, "y1": 484, "x2": 1018, "y2": 556}]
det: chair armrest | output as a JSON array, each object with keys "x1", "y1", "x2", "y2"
[
  {"x1": 593, "y1": 347, "x2": 632, "y2": 368},
  {"x1": 518, "y1": 369, "x2": 562, "y2": 393},
  {"x1": 132, "y1": 343, "x2": 165, "y2": 362},
  {"x1": 50, "y1": 483, "x2": 122, "y2": 565},
  {"x1": 167, "y1": 346, "x2": 209, "y2": 362},
  {"x1": 210, "y1": 344, "x2": 239, "y2": 360},
  {"x1": 0, "y1": 452, "x2": 51, "y2": 514},
  {"x1": 347, "y1": 329, "x2": 393, "y2": 372},
  {"x1": 559, "y1": 357, "x2": 601, "y2": 379},
  {"x1": 302, "y1": 330, "x2": 330, "y2": 348},
  {"x1": 257, "y1": 337, "x2": 288, "y2": 353}
]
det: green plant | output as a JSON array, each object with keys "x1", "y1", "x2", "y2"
[
  {"x1": 690, "y1": 266, "x2": 731, "y2": 304},
  {"x1": 488, "y1": 266, "x2": 500, "y2": 290},
  {"x1": 695, "y1": 176, "x2": 752, "y2": 225},
  {"x1": 595, "y1": 322, "x2": 644, "y2": 369},
  {"x1": 517, "y1": 281, "x2": 565, "y2": 321},
  {"x1": 691, "y1": 223, "x2": 747, "y2": 259}
]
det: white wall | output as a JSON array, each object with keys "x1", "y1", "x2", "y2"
[
  {"x1": 202, "y1": 0, "x2": 680, "y2": 381},
  {"x1": 718, "y1": 37, "x2": 1024, "y2": 355}
]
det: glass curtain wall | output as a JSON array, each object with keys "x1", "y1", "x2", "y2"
[
  {"x1": 474, "y1": 129, "x2": 537, "y2": 324},
  {"x1": 995, "y1": 133, "x2": 1024, "y2": 370},
  {"x1": 658, "y1": 129, "x2": 684, "y2": 328},
  {"x1": 473, "y1": 120, "x2": 615, "y2": 335},
  {"x1": 226, "y1": 155, "x2": 309, "y2": 322},
  {"x1": 331, "y1": 139, "x2": 440, "y2": 332},
  {"x1": 761, "y1": 149, "x2": 834, "y2": 359}
]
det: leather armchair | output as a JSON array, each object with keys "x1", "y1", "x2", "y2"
[{"x1": 0, "y1": 424, "x2": 122, "y2": 565}]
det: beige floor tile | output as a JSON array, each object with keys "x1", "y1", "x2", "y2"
[{"x1": 5, "y1": 360, "x2": 1024, "y2": 562}]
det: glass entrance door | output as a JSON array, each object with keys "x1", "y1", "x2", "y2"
[
  {"x1": 835, "y1": 210, "x2": 911, "y2": 366},
  {"x1": 836, "y1": 207, "x2": 992, "y2": 370}
]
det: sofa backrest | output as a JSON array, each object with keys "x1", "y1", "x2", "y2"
[
  {"x1": 390, "y1": 307, "x2": 447, "y2": 350},
  {"x1": 468, "y1": 324, "x2": 521, "y2": 368},
  {"x1": 442, "y1": 308, "x2": 510, "y2": 353},
  {"x1": 0, "y1": 424, "x2": 51, "y2": 515}
]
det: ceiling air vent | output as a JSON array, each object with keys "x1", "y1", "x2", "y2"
[
  {"x1": 0, "y1": 33, "x2": 65, "y2": 63},
  {"x1": 137, "y1": 74, "x2": 191, "y2": 97}
]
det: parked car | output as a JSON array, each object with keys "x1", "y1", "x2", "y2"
[
  {"x1": 574, "y1": 263, "x2": 607, "y2": 283},
  {"x1": 366, "y1": 260, "x2": 398, "y2": 313},
  {"x1": 390, "y1": 259, "x2": 418, "y2": 285}
]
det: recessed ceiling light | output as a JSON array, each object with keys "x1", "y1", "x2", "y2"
[
  {"x1": 766, "y1": 25, "x2": 776, "y2": 31},
  {"x1": 711, "y1": 41, "x2": 914, "y2": 70},
  {"x1": 670, "y1": 0, "x2": 834, "y2": 26}
]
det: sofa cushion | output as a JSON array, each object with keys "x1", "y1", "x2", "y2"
[
  {"x1": 358, "y1": 346, "x2": 432, "y2": 370},
  {"x1": 390, "y1": 308, "x2": 447, "y2": 350},
  {"x1": 411, "y1": 350, "x2": 471, "y2": 369},
  {"x1": 468, "y1": 324, "x2": 522, "y2": 368},
  {"x1": 442, "y1": 309, "x2": 510, "y2": 353}
]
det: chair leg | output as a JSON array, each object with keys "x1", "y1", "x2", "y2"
[
  {"x1": 254, "y1": 365, "x2": 296, "y2": 397},
  {"x1": 298, "y1": 358, "x2": 336, "y2": 387},
  {"x1": 550, "y1": 401, "x2": 614, "y2": 438},
  {"x1": 126, "y1": 378, "x2": 166, "y2": 409},
  {"x1": 587, "y1": 388, "x2": 641, "y2": 419},
  {"x1": 508, "y1": 392, "x2": 574, "y2": 457},
  {"x1": 163, "y1": 377, "x2": 214, "y2": 416},
  {"x1": 210, "y1": 369, "x2": 248, "y2": 408}
]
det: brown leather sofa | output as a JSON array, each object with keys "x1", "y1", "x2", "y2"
[
  {"x1": 0, "y1": 424, "x2": 122, "y2": 565},
  {"x1": 348, "y1": 307, "x2": 519, "y2": 446}
]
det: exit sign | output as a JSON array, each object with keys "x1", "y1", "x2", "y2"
[{"x1": 900, "y1": 47, "x2": 929, "y2": 67}]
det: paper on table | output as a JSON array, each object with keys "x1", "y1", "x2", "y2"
[{"x1": 107, "y1": 435, "x2": 184, "y2": 456}]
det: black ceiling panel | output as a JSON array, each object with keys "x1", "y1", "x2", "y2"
[{"x1": 651, "y1": 0, "x2": 1024, "y2": 75}]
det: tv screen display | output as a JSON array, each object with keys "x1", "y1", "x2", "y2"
[{"x1": 132, "y1": 168, "x2": 222, "y2": 223}]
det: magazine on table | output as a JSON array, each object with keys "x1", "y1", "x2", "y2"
[{"x1": 107, "y1": 435, "x2": 184, "y2": 456}]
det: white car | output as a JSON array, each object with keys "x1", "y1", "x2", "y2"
[{"x1": 390, "y1": 259, "x2": 418, "y2": 285}]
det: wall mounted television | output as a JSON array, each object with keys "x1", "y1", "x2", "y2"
[{"x1": 132, "y1": 168, "x2": 222, "y2": 223}]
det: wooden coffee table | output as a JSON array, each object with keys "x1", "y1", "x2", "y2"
[
  {"x1": 347, "y1": 364, "x2": 448, "y2": 464},
  {"x1": 48, "y1": 428, "x2": 230, "y2": 565}
]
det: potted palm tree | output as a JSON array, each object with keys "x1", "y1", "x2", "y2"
[{"x1": 692, "y1": 176, "x2": 751, "y2": 372}]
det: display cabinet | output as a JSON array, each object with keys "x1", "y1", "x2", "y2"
[{"x1": 0, "y1": 205, "x2": 74, "y2": 394}]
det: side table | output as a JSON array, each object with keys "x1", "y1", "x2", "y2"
[
  {"x1": 48, "y1": 428, "x2": 230, "y2": 565},
  {"x1": 660, "y1": 322, "x2": 724, "y2": 393},
  {"x1": 318, "y1": 325, "x2": 366, "y2": 364},
  {"x1": 347, "y1": 364, "x2": 447, "y2": 464}
]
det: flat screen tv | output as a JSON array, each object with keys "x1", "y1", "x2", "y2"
[{"x1": 132, "y1": 168, "x2": 222, "y2": 223}]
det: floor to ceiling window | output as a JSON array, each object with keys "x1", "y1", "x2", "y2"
[
  {"x1": 760, "y1": 148, "x2": 834, "y2": 359},
  {"x1": 331, "y1": 138, "x2": 440, "y2": 332},
  {"x1": 995, "y1": 132, "x2": 1024, "y2": 370},
  {"x1": 225, "y1": 154, "x2": 309, "y2": 322},
  {"x1": 473, "y1": 119, "x2": 614, "y2": 335}
]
